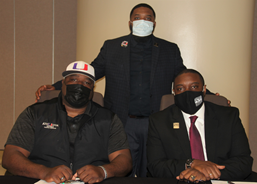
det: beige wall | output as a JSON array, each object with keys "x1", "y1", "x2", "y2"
[
  {"x1": 0, "y1": 0, "x2": 77, "y2": 149},
  {"x1": 77, "y1": 0, "x2": 254, "y2": 135}
]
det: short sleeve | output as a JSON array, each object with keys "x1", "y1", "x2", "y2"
[
  {"x1": 108, "y1": 114, "x2": 130, "y2": 155},
  {"x1": 5, "y1": 107, "x2": 35, "y2": 152}
]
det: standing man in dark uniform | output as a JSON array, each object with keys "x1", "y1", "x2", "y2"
[{"x1": 35, "y1": 3, "x2": 186, "y2": 177}]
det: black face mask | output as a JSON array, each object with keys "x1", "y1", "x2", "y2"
[
  {"x1": 64, "y1": 84, "x2": 91, "y2": 108},
  {"x1": 174, "y1": 91, "x2": 204, "y2": 115}
]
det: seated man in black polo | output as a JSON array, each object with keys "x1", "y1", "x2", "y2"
[
  {"x1": 2, "y1": 61, "x2": 132, "y2": 184},
  {"x1": 147, "y1": 69, "x2": 253, "y2": 182}
]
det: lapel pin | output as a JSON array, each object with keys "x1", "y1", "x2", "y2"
[
  {"x1": 154, "y1": 42, "x2": 159, "y2": 47},
  {"x1": 173, "y1": 122, "x2": 179, "y2": 129},
  {"x1": 121, "y1": 41, "x2": 128, "y2": 47}
]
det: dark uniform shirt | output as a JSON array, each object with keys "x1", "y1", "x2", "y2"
[
  {"x1": 6, "y1": 100, "x2": 129, "y2": 157},
  {"x1": 128, "y1": 35, "x2": 153, "y2": 116},
  {"x1": 66, "y1": 102, "x2": 91, "y2": 164}
]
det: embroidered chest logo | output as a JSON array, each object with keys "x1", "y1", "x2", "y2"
[{"x1": 42, "y1": 122, "x2": 59, "y2": 129}]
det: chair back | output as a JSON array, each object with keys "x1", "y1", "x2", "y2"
[
  {"x1": 160, "y1": 94, "x2": 228, "y2": 111},
  {"x1": 38, "y1": 90, "x2": 104, "y2": 107}
]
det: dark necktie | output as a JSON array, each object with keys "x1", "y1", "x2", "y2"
[{"x1": 189, "y1": 116, "x2": 205, "y2": 161}]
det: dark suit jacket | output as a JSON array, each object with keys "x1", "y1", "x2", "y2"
[
  {"x1": 91, "y1": 34, "x2": 186, "y2": 125},
  {"x1": 147, "y1": 102, "x2": 253, "y2": 180}
]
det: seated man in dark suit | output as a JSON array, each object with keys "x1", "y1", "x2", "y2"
[
  {"x1": 147, "y1": 69, "x2": 253, "y2": 182},
  {"x1": 2, "y1": 61, "x2": 132, "y2": 184}
]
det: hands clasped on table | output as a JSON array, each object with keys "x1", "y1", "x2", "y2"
[
  {"x1": 42, "y1": 165, "x2": 106, "y2": 184},
  {"x1": 176, "y1": 160, "x2": 225, "y2": 183}
]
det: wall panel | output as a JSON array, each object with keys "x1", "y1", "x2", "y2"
[
  {"x1": 15, "y1": 0, "x2": 53, "y2": 119},
  {"x1": 0, "y1": 0, "x2": 77, "y2": 149},
  {"x1": 0, "y1": 0, "x2": 15, "y2": 148},
  {"x1": 54, "y1": 0, "x2": 77, "y2": 83}
]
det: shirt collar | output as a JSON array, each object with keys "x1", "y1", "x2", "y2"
[
  {"x1": 84, "y1": 101, "x2": 92, "y2": 116},
  {"x1": 131, "y1": 34, "x2": 153, "y2": 47},
  {"x1": 181, "y1": 103, "x2": 205, "y2": 124}
]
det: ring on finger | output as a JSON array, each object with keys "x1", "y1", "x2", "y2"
[
  {"x1": 190, "y1": 175, "x2": 196, "y2": 180},
  {"x1": 209, "y1": 173, "x2": 213, "y2": 176},
  {"x1": 60, "y1": 176, "x2": 65, "y2": 180}
]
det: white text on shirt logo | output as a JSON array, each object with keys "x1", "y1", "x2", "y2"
[{"x1": 42, "y1": 122, "x2": 59, "y2": 129}]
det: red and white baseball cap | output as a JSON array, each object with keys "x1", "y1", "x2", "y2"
[{"x1": 62, "y1": 61, "x2": 95, "y2": 82}]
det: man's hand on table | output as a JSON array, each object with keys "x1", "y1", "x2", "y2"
[
  {"x1": 177, "y1": 160, "x2": 225, "y2": 182},
  {"x1": 176, "y1": 168, "x2": 207, "y2": 183},
  {"x1": 72, "y1": 165, "x2": 105, "y2": 184},
  {"x1": 191, "y1": 160, "x2": 225, "y2": 180},
  {"x1": 42, "y1": 165, "x2": 72, "y2": 184}
]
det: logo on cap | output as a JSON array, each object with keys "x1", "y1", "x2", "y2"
[{"x1": 73, "y1": 63, "x2": 88, "y2": 71}]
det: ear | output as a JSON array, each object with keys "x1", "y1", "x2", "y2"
[
  {"x1": 128, "y1": 21, "x2": 133, "y2": 32},
  {"x1": 203, "y1": 85, "x2": 207, "y2": 96},
  {"x1": 61, "y1": 79, "x2": 66, "y2": 95},
  {"x1": 152, "y1": 21, "x2": 156, "y2": 33},
  {"x1": 90, "y1": 84, "x2": 95, "y2": 91},
  {"x1": 128, "y1": 20, "x2": 132, "y2": 27},
  {"x1": 89, "y1": 87, "x2": 94, "y2": 100}
]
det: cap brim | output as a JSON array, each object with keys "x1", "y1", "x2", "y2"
[{"x1": 62, "y1": 71, "x2": 95, "y2": 81}]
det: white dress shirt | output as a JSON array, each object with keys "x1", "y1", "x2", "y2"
[{"x1": 181, "y1": 103, "x2": 208, "y2": 161}]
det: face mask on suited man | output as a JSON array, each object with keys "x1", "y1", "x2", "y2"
[
  {"x1": 132, "y1": 20, "x2": 154, "y2": 37},
  {"x1": 64, "y1": 84, "x2": 91, "y2": 108},
  {"x1": 174, "y1": 91, "x2": 204, "y2": 115}
]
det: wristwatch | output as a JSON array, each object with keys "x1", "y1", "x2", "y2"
[{"x1": 185, "y1": 158, "x2": 194, "y2": 169}]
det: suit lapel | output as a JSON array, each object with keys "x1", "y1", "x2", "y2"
[
  {"x1": 150, "y1": 36, "x2": 160, "y2": 89},
  {"x1": 169, "y1": 106, "x2": 192, "y2": 158},
  {"x1": 204, "y1": 102, "x2": 218, "y2": 162},
  {"x1": 120, "y1": 35, "x2": 131, "y2": 85}
]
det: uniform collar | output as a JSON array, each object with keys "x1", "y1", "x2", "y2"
[{"x1": 131, "y1": 33, "x2": 153, "y2": 47}]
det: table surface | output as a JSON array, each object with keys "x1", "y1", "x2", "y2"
[{"x1": 0, "y1": 175, "x2": 212, "y2": 184}]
